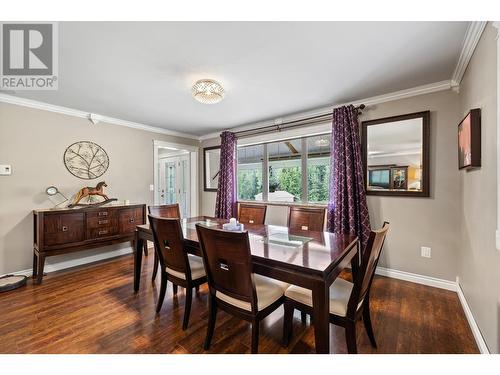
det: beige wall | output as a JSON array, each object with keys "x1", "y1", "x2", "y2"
[
  {"x1": 457, "y1": 23, "x2": 499, "y2": 354},
  {"x1": 201, "y1": 89, "x2": 462, "y2": 281},
  {"x1": 0, "y1": 102, "x2": 198, "y2": 275},
  {"x1": 199, "y1": 137, "x2": 219, "y2": 217},
  {"x1": 362, "y1": 90, "x2": 461, "y2": 281}
]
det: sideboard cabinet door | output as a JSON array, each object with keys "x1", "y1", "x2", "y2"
[
  {"x1": 43, "y1": 212, "x2": 85, "y2": 246},
  {"x1": 119, "y1": 207, "x2": 144, "y2": 234}
]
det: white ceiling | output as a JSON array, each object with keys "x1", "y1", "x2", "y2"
[{"x1": 4, "y1": 22, "x2": 469, "y2": 137}]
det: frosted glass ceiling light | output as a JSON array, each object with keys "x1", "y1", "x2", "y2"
[{"x1": 192, "y1": 79, "x2": 225, "y2": 104}]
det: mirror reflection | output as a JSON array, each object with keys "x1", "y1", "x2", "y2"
[{"x1": 363, "y1": 112, "x2": 429, "y2": 197}]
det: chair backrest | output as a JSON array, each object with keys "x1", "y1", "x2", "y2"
[
  {"x1": 348, "y1": 222, "x2": 390, "y2": 316},
  {"x1": 196, "y1": 225, "x2": 257, "y2": 312},
  {"x1": 148, "y1": 215, "x2": 191, "y2": 280},
  {"x1": 148, "y1": 204, "x2": 181, "y2": 218},
  {"x1": 288, "y1": 206, "x2": 326, "y2": 232},
  {"x1": 238, "y1": 203, "x2": 267, "y2": 225}
]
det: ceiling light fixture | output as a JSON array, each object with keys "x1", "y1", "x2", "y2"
[{"x1": 192, "y1": 79, "x2": 225, "y2": 104}]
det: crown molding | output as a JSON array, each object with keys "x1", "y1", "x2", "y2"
[
  {"x1": 0, "y1": 93, "x2": 200, "y2": 140},
  {"x1": 199, "y1": 80, "x2": 453, "y2": 141},
  {"x1": 493, "y1": 21, "x2": 500, "y2": 38},
  {"x1": 451, "y1": 21, "x2": 487, "y2": 88}
]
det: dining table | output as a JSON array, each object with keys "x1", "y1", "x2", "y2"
[{"x1": 133, "y1": 216, "x2": 359, "y2": 354}]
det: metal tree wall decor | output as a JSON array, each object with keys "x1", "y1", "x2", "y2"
[{"x1": 64, "y1": 141, "x2": 110, "y2": 179}]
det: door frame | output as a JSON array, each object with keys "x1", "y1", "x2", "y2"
[{"x1": 153, "y1": 140, "x2": 199, "y2": 217}]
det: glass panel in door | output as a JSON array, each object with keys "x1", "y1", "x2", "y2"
[
  {"x1": 158, "y1": 154, "x2": 190, "y2": 217},
  {"x1": 165, "y1": 161, "x2": 177, "y2": 204}
]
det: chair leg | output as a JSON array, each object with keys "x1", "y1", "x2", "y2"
[
  {"x1": 156, "y1": 272, "x2": 167, "y2": 313},
  {"x1": 173, "y1": 284, "x2": 178, "y2": 295},
  {"x1": 363, "y1": 299, "x2": 377, "y2": 348},
  {"x1": 152, "y1": 252, "x2": 159, "y2": 282},
  {"x1": 182, "y1": 287, "x2": 193, "y2": 330},
  {"x1": 204, "y1": 295, "x2": 218, "y2": 351},
  {"x1": 282, "y1": 300, "x2": 294, "y2": 347},
  {"x1": 251, "y1": 319, "x2": 260, "y2": 354},
  {"x1": 301, "y1": 311, "x2": 307, "y2": 324},
  {"x1": 345, "y1": 320, "x2": 358, "y2": 354},
  {"x1": 143, "y1": 241, "x2": 148, "y2": 256}
]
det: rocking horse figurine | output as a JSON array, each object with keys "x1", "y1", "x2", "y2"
[{"x1": 68, "y1": 181, "x2": 117, "y2": 208}]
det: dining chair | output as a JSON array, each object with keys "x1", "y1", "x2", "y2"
[
  {"x1": 148, "y1": 215, "x2": 207, "y2": 330},
  {"x1": 148, "y1": 204, "x2": 181, "y2": 281},
  {"x1": 282, "y1": 222, "x2": 390, "y2": 353},
  {"x1": 287, "y1": 206, "x2": 326, "y2": 232},
  {"x1": 238, "y1": 203, "x2": 267, "y2": 225},
  {"x1": 196, "y1": 225, "x2": 287, "y2": 353}
]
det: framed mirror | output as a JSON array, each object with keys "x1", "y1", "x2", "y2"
[
  {"x1": 203, "y1": 146, "x2": 221, "y2": 191},
  {"x1": 362, "y1": 111, "x2": 430, "y2": 197}
]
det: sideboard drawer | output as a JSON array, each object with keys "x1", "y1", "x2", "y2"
[
  {"x1": 87, "y1": 210, "x2": 118, "y2": 229},
  {"x1": 43, "y1": 212, "x2": 85, "y2": 246},
  {"x1": 88, "y1": 227, "x2": 118, "y2": 240},
  {"x1": 119, "y1": 207, "x2": 144, "y2": 233}
]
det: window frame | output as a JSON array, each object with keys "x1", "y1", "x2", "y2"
[{"x1": 236, "y1": 132, "x2": 331, "y2": 206}]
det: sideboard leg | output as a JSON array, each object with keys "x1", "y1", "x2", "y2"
[
  {"x1": 32, "y1": 251, "x2": 38, "y2": 278},
  {"x1": 36, "y1": 254, "x2": 45, "y2": 284}
]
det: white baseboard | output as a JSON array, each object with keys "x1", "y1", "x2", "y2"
[
  {"x1": 3, "y1": 247, "x2": 135, "y2": 278},
  {"x1": 456, "y1": 277, "x2": 490, "y2": 354},
  {"x1": 375, "y1": 266, "x2": 457, "y2": 291}
]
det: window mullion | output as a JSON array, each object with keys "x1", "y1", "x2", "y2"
[
  {"x1": 262, "y1": 143, "x2": 269, "y2": 202},
  {"x1": 301, "y1": 137, "x2": 308, "y2": 202}
]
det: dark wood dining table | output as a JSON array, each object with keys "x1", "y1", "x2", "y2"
[{"x1": 134, "y1": 216, "x2": 359, "y2": 354}]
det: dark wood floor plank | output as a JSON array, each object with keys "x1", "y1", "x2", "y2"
[{"x1": 0, "y1": 254, "x2": 478, "y2": 354}]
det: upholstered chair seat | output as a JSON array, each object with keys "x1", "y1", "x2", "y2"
[
  {"x1": 285, "y1": 278, "x2": 354, "y2": 317},
  {"x1": 166, "y1": 255, "x2": 206, "y2": 281},
  {"x1": 216, "y1": 274, "x2": 287, "y2": 311}
]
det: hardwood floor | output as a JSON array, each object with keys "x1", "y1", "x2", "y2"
[{"x1": 0, "y1": 252, "x2": 478, "y2": 354}]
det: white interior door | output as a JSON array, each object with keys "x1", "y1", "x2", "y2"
[{"x1": 158, "y1": 154, "x2": 190, "y2": 217}]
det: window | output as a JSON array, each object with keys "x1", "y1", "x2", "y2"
[
  {"x1": 307, "y1": 135, "x2": 330, "y2": 203},
  {"x1": 237, "y1": 133, "x2": 331, "y2": 204},
  {"x1": 268, "y1": 139, "x2": 302, "y2": 202},
  {"x1": 237, "y1": 144, "x2": 263, "y2": 201}
]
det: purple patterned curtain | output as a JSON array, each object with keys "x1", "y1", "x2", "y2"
[
  {"x1": 215, "y1": 131, "x2": 237, "y2": 219},
  {"x1": 327, "y1": 105, "x2": 371, "y2": 252}
]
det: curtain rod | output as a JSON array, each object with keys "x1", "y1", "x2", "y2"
[{"x1": 234, "y1": 104, "x2": 365, "y2": 138}]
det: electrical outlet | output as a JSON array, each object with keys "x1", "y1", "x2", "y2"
[
  {"x1": 421, "y1": 246, "x2": 431, "y2": 258},
  {"x1": 149, "y1": 184, "x2": 154, "y2": 191}
]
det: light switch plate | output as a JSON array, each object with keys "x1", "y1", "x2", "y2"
[
  {"x1": 421, "y1": 246, "x2": 431, "y2": 258},
  {"x1": 0, "y1": 165, "x2": 12, "y2": 175}
]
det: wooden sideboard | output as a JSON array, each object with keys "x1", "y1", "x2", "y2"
[{"x1": 33, "y1": 203, "x2": 146, "y2": 284}]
